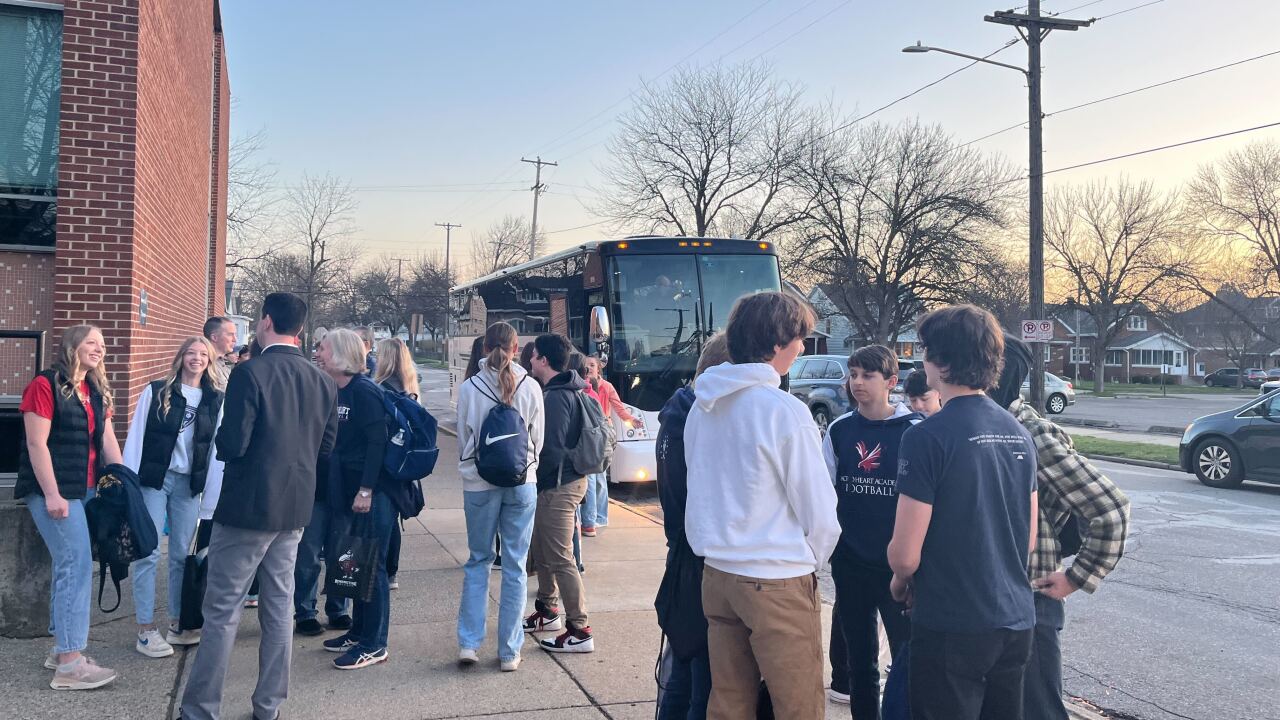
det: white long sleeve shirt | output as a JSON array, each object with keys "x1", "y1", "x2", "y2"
[
  {"x1": 122, "y1": 382, "x2": 225, "y2": 520},
  {"x1": 684, "y1": 362, "x2": 841, "y2": 579},
  {"x1": 456, "y1": 359, "x2": 545, "y2": 493}
]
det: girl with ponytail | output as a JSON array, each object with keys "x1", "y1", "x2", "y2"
[{"x1": 455, "y1": 321, "x2": 545, "y2": 671}]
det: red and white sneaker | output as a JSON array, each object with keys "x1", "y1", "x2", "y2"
[
  {"x1": 539, "y1": 626, "x2": 594, "y2": 653},
  {"x1": 522, "y1": 602, "x2": 563, "y2": 633}
]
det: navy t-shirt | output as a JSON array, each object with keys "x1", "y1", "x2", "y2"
[{"x1": 896, "y1": 393, "x2": 1037, "y2": 634}]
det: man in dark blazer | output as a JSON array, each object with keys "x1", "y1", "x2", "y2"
[{"x1": 181, "y1": 292, "x2": 338, "y2": 720}]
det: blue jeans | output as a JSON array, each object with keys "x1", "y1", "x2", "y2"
[
  {"x1": 293, "y1": 500, "x2": 350, "y2": 621},
  {"x1": 581, "y1": 472, "x2": 609, "y2": 528},
  {"x1": 659, "y1": 650, "x2": 712, "y2": 720},
  {"x1": 26, "y1": 487, "x2": 95, "y2": 654},
  {"x1": 347, "y1": 493, "x2": 395, "y2": 652},
  {"x1": 132, "y1": 470, "x2": 201, "y2": 625},
  {"x1": 458, "y1": 483, "x2": 537, "y2": 661}
]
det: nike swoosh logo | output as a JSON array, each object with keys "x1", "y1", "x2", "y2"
[{"x1": 485, "y1": 433, "x2": 519, "y2": 446}]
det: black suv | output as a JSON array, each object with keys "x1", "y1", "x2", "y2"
[
  {"x1": 1203, "y1": 368, "x2": 1241, "y2": 387},
  {"x1": 788, "y1": 354, "x2": 850, "y2": 433}
]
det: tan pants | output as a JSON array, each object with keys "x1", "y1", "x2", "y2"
[
  {"x1": 530, "y1": 478, "x2": 588, "y2": 629},
  {"x1": 701, "y1": 564, "x2": 824, "y2": 720}
]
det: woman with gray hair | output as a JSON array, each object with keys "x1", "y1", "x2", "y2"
[{"x1": 315, "y1": 328, "x2": 395, "y2": 670}]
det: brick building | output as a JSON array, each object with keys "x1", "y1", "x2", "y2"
[{"x1": 0, "y1": 0, "x2": 229, "y2": 482}]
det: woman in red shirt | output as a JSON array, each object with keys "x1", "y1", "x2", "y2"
[{"x1": 15, "y1": 324, "x2": 123, "y2": 691}]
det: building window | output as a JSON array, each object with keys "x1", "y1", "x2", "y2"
[
  {"x1": 1131, "y1": 349, "x2": 1180, "y2": 367},
  {"x1": 1044, "y1": 345, "x2": 1052, "y2": 363},
  {"x1": 1070, "y1": 346, "x2": 1089, "y2": 364},
  {"x1": 1126, "y1": 315, "x2": 1147, "y2": 331},
  {"x1": 0, "y1": 5, "x2": 61, "y2": 248},
  {"x1": 1105, "y1": 350, "x2": 1125, "y2": 366}
]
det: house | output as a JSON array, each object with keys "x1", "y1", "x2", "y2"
[
  {"x1": 806, "y1": 284, "x2": 921, "y2": 363},
  {"x1": 1048, "y1": 305, "x2": 1196, "y2": 383},
  {"x1": 1174, "y1": 292, "x2": 1280, "y2": 375},
  {"x1": 783, "y1": 281, "x2": 830, "y2": 354}
]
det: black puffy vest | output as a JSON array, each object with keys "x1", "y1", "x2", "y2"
[
  {"x1": 137, "y1": 378, "x2": 223, "y2": 493},
  {"x1": 15, "y1": 370, "x2": 106, "y2": 500}
]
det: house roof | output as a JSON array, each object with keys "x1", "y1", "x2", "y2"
[{"x1": 1107, "y1": 331, "x2": 1195, "y2": 351}]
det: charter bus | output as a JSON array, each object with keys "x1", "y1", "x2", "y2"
[{"x1": 448, "y1": 236, "x2": 782, "y2": 483}]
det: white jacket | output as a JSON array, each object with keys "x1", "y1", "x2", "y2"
[
  {"x1": 122, "y1": 382, "x2": 225, "y2": 520},
  {"x1": 684, "y1": 362, "x2": 841, "y2": 579},
  {"x1": 456, "y1": 359, "x2": 545, "y2": 492}
]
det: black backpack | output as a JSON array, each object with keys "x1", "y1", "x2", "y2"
[
  {"x1": 550, "y1": 387, "x2": 609, "y2": 477},
  {"x1": 85, "y1": 464, "x2": 158, "y2": 612},
  {"x1": 468, "y1": 375, "x2": 533, "y2": 487}
]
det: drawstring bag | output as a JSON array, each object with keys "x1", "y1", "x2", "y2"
[{"x1": 325, "y1": 514, "x2": 379, "y2": 603}]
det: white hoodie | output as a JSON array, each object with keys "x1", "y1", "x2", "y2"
[
  {"x1": 456, "y1": 359, "x2": 545, "y2": 492},
  {"x1": 684, "y1": 362, "x2": 841, "y2": 579}
]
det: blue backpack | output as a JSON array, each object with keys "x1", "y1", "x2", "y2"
[
  {"x1": 468, "y1": 375, "x2": 531, "y2": 488},
  {"x1": 363, "y1": 376, "x2": 439, "y2": 482}
]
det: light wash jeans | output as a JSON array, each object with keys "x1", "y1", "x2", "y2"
[
  {"x1": 581, "y1": 472, "x2": 610, "y2": 528},
  {"x1": 458, "y1": 483, "x2": 537, "y2": 661},
  {"x1": 133, "y1": 470, "x2": 201, "y2": 626},
  {"x1": 26, "y1": 487, "x2": 96, "y2": 654}
]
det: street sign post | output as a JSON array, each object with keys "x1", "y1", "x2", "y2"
[{"x1": 1020, "y1": 319, "x2": 1053, "y2": 343}]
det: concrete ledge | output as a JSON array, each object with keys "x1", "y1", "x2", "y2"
[{"x1": 0, "y1": 501, "x2": 52, "y2": 638}]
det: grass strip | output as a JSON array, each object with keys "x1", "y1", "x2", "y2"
[{"x1": 1072, "y1": 435, "x2": 1179, "y2": 465}]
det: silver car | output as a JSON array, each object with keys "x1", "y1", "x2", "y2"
[{"x1": 1020, "y1": 372, "x2": 1076, "y2": 415}]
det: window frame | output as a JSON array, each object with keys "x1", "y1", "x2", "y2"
[{"x1": 1126, "y1": 315, "x2": 1148, "y2": 331}]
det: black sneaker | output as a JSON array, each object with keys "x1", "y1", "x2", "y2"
[
  {"x1": 327, "y1": 615, "x2": 352, "y2": 631},
  {"x1": 333, "y1": 646, "x2": 388, "y2": 670},
  {"x1": 295, "y1": 619, "x2": 324, "y2": 636},
  {"x1": 540, "y1": 626, "x2": 594, "y2": 653},
  {"x1": 322, "y1": 634, "x2": 358, "y2": 653}
]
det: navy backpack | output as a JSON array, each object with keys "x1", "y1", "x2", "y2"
[
  {"x1": 468, "y1": 375, "x2": 531, "y2": 487},
  {"x1": 363, "y1": 376, "x2": 439, "y2": 482},
  {"x1": 85, "y1": 464, "x2": 158, "y2": 612}
]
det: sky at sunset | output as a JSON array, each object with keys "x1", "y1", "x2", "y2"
[{"x1": 221, "y1": 0, "x2": 1280, "y2": 274}]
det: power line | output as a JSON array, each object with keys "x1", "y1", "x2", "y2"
[
  {"x1": 744, "y1": 0, "x2": 855, "y2": 64},
  {"x1": 544, "y1": 218, "x2": 612, "y2": 235},
  {"x1": 1042, "y1": 119, "x2": 1280, "y2": 176},
  {"x1": 958, "y1": 48, "x2": 1280, "y2": 148},
  {"x1": 1096, "y1": 0, "x2": 1165, "y2": 21}
]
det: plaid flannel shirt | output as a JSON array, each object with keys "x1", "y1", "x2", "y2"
[{"x1": 1010, "y1": 399, "x2": 1131, "y2": 593}]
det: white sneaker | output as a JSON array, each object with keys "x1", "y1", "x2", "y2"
[
  {"x1": 388, "y1": 575, "x2": 399, "y2": 590},
  {"x1": 458, "y1": 648, "x2": 479, "y2": 665},
  {"x1": 136, "y1": 628, "x2": 174, "y2": 658},
  {"x1": 166, "y1": 626, "x2": 201, "y2": 646},
  {"x1": 826, "y1": 687, "x2": 850, "y2": 705},
  {"x1": 500, "y1": 655, "x2": 521, "y2": 672},
  {"x1": 51, "y1": 656, "x2": 117, "y2": 690},
  {"x1": 44, "y1": 651, "x2": 58, "y2": 670}
]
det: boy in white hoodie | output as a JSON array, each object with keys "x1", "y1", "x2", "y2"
[{"x1": 685, "y1": 291, "x2": 840, "y2": 720}]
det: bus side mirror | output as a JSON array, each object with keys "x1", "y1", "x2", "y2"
[{"x1": 590, "y1": 306, "x2": 611, "y2": 345}]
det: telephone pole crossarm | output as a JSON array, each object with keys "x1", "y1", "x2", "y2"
[{"x1": 521, "y1": 156, "x2": 558, "y2": 261}]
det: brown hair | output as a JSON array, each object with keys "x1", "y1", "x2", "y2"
[
  {"x1": 916, "y1": 305, "x2": 1005, "y2": 390},
  {"x1": 464, "y1": 336, "x2": 485, "y2": 380},
  {"x1": 484, "y1": 322, "x2": 520, "y2": 404},
  {"x1": 519, "y1": 341, "x2": 535, "y2": 373},
  {"x1": 54, "y1": 324, "x2": 114, "y2": 411},
  {"x1": 848, "y1": 345, "x2": 899, "y2": 378},
  {"x1": 696, "y1": 333, "x2": 731, "y2": 376},
  {"x1": 725, "y1": 291, "x2": 815, "y2": 364},
  {"x1": 374, "y1": 338, "x2": 417, "y2": 395},
  {"x1": 159, "y1": 337, "x2": 223, "y2": 418}
]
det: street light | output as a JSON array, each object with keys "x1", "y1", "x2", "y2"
[{"x1": 901, "y1": 42, "x2": 1028, "y2": 75}]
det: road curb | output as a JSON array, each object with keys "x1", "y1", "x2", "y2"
[
  {"x1": 1058, "y1": 417, "x2": 1121, "y2": 429},
  {"x1": 1147, "y1": 424, "x2": 1185, "y2": 436},
  {"x1": 1068, "y1": 699, "x2": 1109, "y2": 719},
  {"x1": 1082, "y1": 453, "x2": 1181, "y2": 472}
]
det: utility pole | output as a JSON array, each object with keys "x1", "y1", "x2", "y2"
[
  {"x1": 435, "y1": 222, "x2": 461, "y2": 363},
  {"x1": 521, "y1": 156, "x2": 557, "y2": 260},
  {"x1": 392, "y1": 257, "x2": 410, "y2": 339},
  {"x1": 985, "y1": 1, "x2": 1091, "y2": 412}
]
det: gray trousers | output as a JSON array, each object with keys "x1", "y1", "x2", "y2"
[{"x1": 180, "y1": 522, "x2": 303, "y2": 720}]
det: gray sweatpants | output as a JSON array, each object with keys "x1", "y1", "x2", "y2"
[{"x1": 180, "y1": 522, "x2": 303, "y2": 720}]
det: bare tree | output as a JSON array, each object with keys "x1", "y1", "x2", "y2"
[
  {"x1": 1187, "y1": 141, "x2": 1280, "y2": 286},
  {"x1": 1045, "y1": 178, "x2": 1186, "y2": 393},
  {"x1": 404, "y1": 252, "x2": 453, "y2": 344},
  {"x1": 597, "y1": 62, "x2": 808, "y2": 240},
  {"x1": 225, "y1": 128, "x2": 282, "y2": 269},
  {"x1": 961, "y1": 252, "x2": 1030, "y2": 332},
  {"x1": 784, "y1": 119, "x2": 1013, "y2": 344},
  {"x1": 469, "y1": 214, "x2": 544, "y2": 278}
]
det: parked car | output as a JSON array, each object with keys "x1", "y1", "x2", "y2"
[
  {"x1": 1245, "y1": 368, "x2": 1269, "y2": 388},
  {"x1": 1263, "y1": 379, "x2": 1280, "y2": 395},
  {"x1": 788, "y1": 354, "x2": 851, "y2": 432},
  {"x1": 1203, "y1": 368, "x2": 1241, "y2": 387},
  {"x1": 1019, "y1": 372, "x2": 1076, "y2": 415},
  {"x1": 1267, "y1": 368, "x2": 1280, "y2": 379},
  {"x1": 1180, "y1": 390, "x2": 1280, "y2": 489}
]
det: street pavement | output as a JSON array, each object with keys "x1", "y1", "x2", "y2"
[{"x1": 1063, "y1": 393, "x2": 1254, "y2": 433}]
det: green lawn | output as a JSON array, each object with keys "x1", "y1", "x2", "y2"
[
  {"x1": 1072, "y1": 435, "x2": 1180, "y2": 466},
  {"x1": 415, "y1": 357, "x2": 447, "y2": 369},
  {"x1": 1078, "y1": 383, "x2": 1248, "y2": 396}
]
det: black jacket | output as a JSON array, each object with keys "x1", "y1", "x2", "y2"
[
  {"x1": 15, "y1": 369, "x2": 105, "y2": 500},
  {"x1": 653, "y1": 385, "x2": 707, "y2": 660},
  {"x1": 214, "y1": 345, "x2": 338, "y2": 531},
  {"x1": 536, "y1": 370, "x2": 587, "y2": 492},
  {"x1": 325, "y1": 375, "x2": 389, "y2": 508},
  {"x1": 137, "y1": 378, "x2": 223, "y2": 494}
]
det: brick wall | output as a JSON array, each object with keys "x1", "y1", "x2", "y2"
[
  {"x1": 55, "y1": 0, "x2": 141, "y2": 414},
  {"x1": 207, "y1": 28, "x2": 228, "y2": 317}
]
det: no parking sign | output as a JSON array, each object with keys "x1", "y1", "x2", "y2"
[{"x1": 1020, "y1": 319, "x2": 1053, "y2": 342}]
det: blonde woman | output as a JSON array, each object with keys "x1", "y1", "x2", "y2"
[
  {"x1": 456, "y1": 321, "x2": 545, "y2": 671},
  {"x1": 373, "y1": 337, "x2": 419, "y2": 589},
  {"x1": 16, "y1": 324, "x2": 123, "y2": 690},
  {"x1": 315, "y1": 328, "x2": 395, "y2": 669},
  {"x1": 122, "y1": 337, "x2": 225, "y2": 656}
]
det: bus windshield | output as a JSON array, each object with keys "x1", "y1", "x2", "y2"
[{"x1": 606, "y1": 253, "x2": 780, "y2": 409}]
